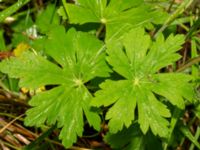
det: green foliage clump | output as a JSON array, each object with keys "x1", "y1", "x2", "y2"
[{"x1": 0, "y1": 0, "x2": 199, "y2": 149}]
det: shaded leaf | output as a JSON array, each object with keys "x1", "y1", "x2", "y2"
[
  {"x1": 104, "y1": 124, "x2": 162, "y2": 150},
  {"x1": 36, "y1": 4, "x2": 60, "y2": 33}
]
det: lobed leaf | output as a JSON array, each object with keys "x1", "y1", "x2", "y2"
[
  {"x1": 64, "y1": 0, "x2": 156, "y2": 42},
  {"x1": 144, "y1": 34, "x2": 185, "y2": 74},
  {"x1": 0, "y1": 26, "x2": 110, "y2": 148},
  {"x1": 0, "y1": 51, "x2": 65, "y2": 89},
  {"x1": 92, "y1": 27, "x2": 194, "y2": 137},
  {"x1": 45, "y1": 26, "x2": 110, "y2": 81}
]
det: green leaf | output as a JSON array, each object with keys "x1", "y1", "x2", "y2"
[
  {"x1": 195, "y1": 104, "x2": 200, "y2": 119},
  {"x1": 92, "y1": 27, "x2": 194, "y2": 137},
  {"x1": 36, "y1": 4, "x2": 60, "y2": 33},
  {"x1": 152, "y1": 73, "x2": 194, "y2": 109},
  {"x1": 104, "y1": 124, "x2": 162, "y2": 150},
  {"x1": 0, "y1": 29, "x2": 6, "y2": 51},
  {"x1": 137, "y1": 87, "x2": 170, "y2": 136},
  {"x1": 25, "y1": 85, "x2": 99, "y2": 147},
  {"x1": 12, "y1": 15, "x2": 34, "y2": 32},
  {"x1": 45, "y1": 27, "x2": 110, "y2": 80},
  {"x1": 0, "y1": 51, "x2": 65, "y2": 89},
  {"x1": 144, "y1": 34, "x2": 185, "y2": 74},
  {"x1": 104, "y1": 124, "x2": 143, "y2": 149},
  {"x1": 0, "y1": 26, "x2": 110, "y2": 148},
  {"x1": 57, "y1": 6, "x2": 68, "y2": 20},
  {"x1": 11, "y1": 16, "x2": 34, "y2": 46},
  {"x1": 64, "y1": 0, "x2": 156, "y2": 42}
]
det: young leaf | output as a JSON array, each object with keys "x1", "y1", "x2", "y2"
[
  {"x1": 0, "y1": 26, "x2": 110, "y2": 148},
  {"x1": 91, "y1": 27, "x2": 194, "y2": 137},
  {"x1": 64, "y1": 0, "x2": 156, "y2": 42}
]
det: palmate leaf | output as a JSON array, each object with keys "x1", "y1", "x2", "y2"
[
  {"x1": 91, "y1": 28, "x2": 195, "y2": 137},
  {"x1": 64, "y1": 0, "x2": 156, "y2": 42},
  {"x1": 0, "y1": 26, "x2": 110, "y2": 148}
]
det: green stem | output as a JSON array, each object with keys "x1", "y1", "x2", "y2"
[
  {"x1": 24, "y1": 125, "x2": 56, "y2": 150},
  {"x1": 96, "y1": 24, "x2": 105, "y2": 38},
  {"x1": 0, "y1": 113, "x2": 24, "y2": 121},
  {"x1": 180, "y1": 126, "x2": 200, "y2": 149},
  {"x1": 0, "y1": 0, "x2": 31, "y2": 23},
  {"x1": 191, "y1": 38, "x2": 198, "y2": 77},
  {"x1": 12, "y1": 8, "x2": 35, "y2": 19},
  {"x1": 69, "y1": 146, "x2": 93, "y2": 150},
  {"x1": 1, "y1": 141, "x2": 21, "y2": 150},
  {"x1": 176, "y1": 56, "x2": 200, "y2": 72},
  {"x1": 163, "y1": 108, "x2": 182, "y2": 150},
  {"x1": 0, "y1": 80, "x2": 10, "y2": 92},
  {"x1": 62, "y1": 0, "x2": 68, "y2": 14},
  {"x1": 186, "y1": 17, "x2": 200, "y2": 39},
  {"x1": 0, "y1": 114, "x2": 24, "y2": 134},
  {"x1": 189, "y1": 126, "x2": 200, "y2": 150},
  {"x1": 167, "y1": 0, "x2": 175, "y2": 12},
  {"x1": 154, "y1": 0, "x2": 194, "y2": 38},
  {"x1": 0, "y1": 77, "x2": 25, "y2": 99}
]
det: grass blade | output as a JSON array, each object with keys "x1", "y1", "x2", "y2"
[
  {"x1": 180, "y1": 126, "x2": 200, "y2": 149},
  {"x1": 0, "y1": 0, "x2": 31, "y2": 23}
]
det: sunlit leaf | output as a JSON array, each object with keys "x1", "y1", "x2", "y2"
[
  {"x1": 0, "y1": 26, "x2": 110, "y2": 148},
  {"x1": 64, "y1": 0, "x2": 157, "y2": 42},
  {"x1": 92, "y1": 27, "x2": 194, "y2": 137}
]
